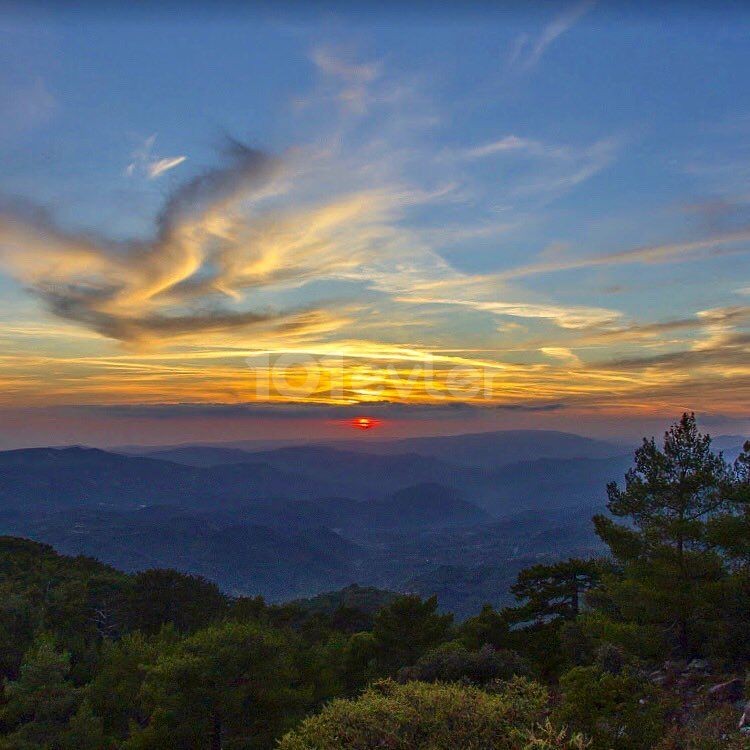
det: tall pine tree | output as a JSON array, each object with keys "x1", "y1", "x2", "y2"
[{"x1": 593, "y1": 413, "x2": 730, "y2": 657}]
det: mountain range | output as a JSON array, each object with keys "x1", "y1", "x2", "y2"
[{"x1": 0, "y1": 429, "x2": 744, "y2": 615}]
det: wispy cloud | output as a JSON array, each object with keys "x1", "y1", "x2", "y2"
[
  {"x1": 1, "y1": 42, "x2": 748, "y2": 421},
  {"x1": 309, "y1": 46, "x2": 382, "y2": 115},
  {"x1": 395, "y1": 295, "x2": 621, "y2": 330},
  {"x1": 125, "y1": 134, "x2": 187, "y2": 180},
  {"x1": 509, "y1": 0, "x2": 597, "y2": 71},
  {"x1": 464, "y1": 135, "x2": 537, "y2": 159},
  {"x1": 462, "y1": 134, "x2": 620, "y2": 198},
  {"x1": 311, "y1": 47, "x2": 381, "y2": 84},
  {"x1": 540, "y1": 346, "x2": 582, "y2": 365},
  {"x1": 494, "y1": 228, "x2": 750, "y2": 281}
]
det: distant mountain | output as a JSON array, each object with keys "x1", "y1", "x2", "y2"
[
  {"x1": 368, "y1": 483, "x2": 489, "y2": 529},
  {"x1": 143, "y1": 445, "x2": 266, "y2": 467},
  {"x1": 319, "y1": 429, "x2": 627, "y2": 469},
  {"x1": 135, "y1": 444, "x2": 484, "y2": 501},
  {"x1": 0, "y1": 446, "x2": 339, "y2": 511},
  {"x1": 128, "y1": 429, "x2": 626, "y2": 472},
  {"x1": 0, "y1": 435, "x2": 630, "y2": 614},
  {"x1": 478, "y1": 454, "x2": 633, "y2": 515},
  {"x1": 154, "y1": 444, "x2": 470, "y2": 494},
  {"x1": 710, "y1": 435, "x2": 748, "y2": 463}
]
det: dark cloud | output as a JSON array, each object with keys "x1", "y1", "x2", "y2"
[
  {"x1": 603, "y1": 332, "x2": 750, "y2": 370},
  {"x1": 41, "y1": 287, "x2": 289, "y2": 341},
  {"x1": 156, "y1": 139, "x2": 275, "y2": 239},
  {"x1": 0, "y1": 139, "x2": 294, "y2": 344},
  {"x1": 579, "y1": 306, "x2": 750, "y2": 345},
  {"x1": 494, "y1": 402, "x2": 567, "y2": 412},
  {"x1": 58, "y1": 400, "x2": 569, "y2": 421}
]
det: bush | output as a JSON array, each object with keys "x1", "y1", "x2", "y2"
[
  {"x1": 656, "y1": 704, "x2": 750, "y2": 749},
  {"x1": 278, "y1": 678, "x2": 589, "y2": 750},
  {"x1": 573, "y1": 611, "x2": 666, "y2": 662},
  {"x1": 397, "y1": 642, "x2": 529, "y2": 685},
  {"x1": 555, "y1": 665, "x2": 670, "y2": 750}
]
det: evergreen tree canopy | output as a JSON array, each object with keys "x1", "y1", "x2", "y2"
[
  {"x1": 592, "y1": 413, "x2": 732, "y2": 657},
  {"x1": 506, "y1": 558, "x2": 608, "y2": 626}
]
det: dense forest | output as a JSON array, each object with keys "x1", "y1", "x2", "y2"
[{"x1": 0, "y1": 414, "x2": 749, "y2": 749}]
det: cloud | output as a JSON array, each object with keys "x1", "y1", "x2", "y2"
[
  {"x1": 462, "y1": 134, "x2": 620, "y2": 198},
  {"x1": 602, "y1": 331, "x2": 750, "y2": 371},
  {"x1": 0, "y1": 137, "x2": 445, "y2": 347},
  {"x1": 0, "y1": 140, "x2": 309, "y2": 344},
  {"x1": 2, "y1": 45, "x2": 748, "y2": 420},
  {"x1": 311, "y1": 47, "x2": 381, "y2": 84},
  {"x1": 494, "y1": 228, "x2": 750, "y2": 281},
  {"x1": 125, "y1": 134, "x2": 187, "y2": 180},
  {"x1": 510, "y1": 0, "x2": 597, "y2": 71},
  {"x1": 576, "y1": 306, "x2": 750, "y2": 346},
  {"x1": 62, "y1": 399, "x2": 569, "y2": 421},
  {"x1": 396, "y1": 295, "x2": 621, "y2": 329},
  {"x1": 464, "y1": 135, "x2": 537, "y2": 159},
  {"x1": 540, "y1": 346, "x2": 582, "y2": 365},
  {"x1": 309, "y1": 46, "x2": 382, "y2": 115},
  {"x1": 148, "y1": 156, "x2": 187, "y2": 179}
]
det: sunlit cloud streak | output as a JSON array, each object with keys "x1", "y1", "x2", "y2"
[{"x1": 125, "y1": 134, "x2": 187, "y2": 179}]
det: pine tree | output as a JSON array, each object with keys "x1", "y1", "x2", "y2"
[
  {"x1": 593, "y1": 413, "x2": 731, "y2": 657},
  {"x1": 506, "y1": 558, "x2": 607, "y2": 626},
  {"x1": 62, "y1": 700, "x2": 105, "y2": 750},
  {"x1": 371, "y1": 595, "x2": 452, "y2": 671},
  {"x1": 0, "y1": 634, "x2": 79, "y2": 750}
]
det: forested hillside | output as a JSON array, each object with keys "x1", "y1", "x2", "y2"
[{"x1": 0, "y1": 415, "x2": 748, "y2": 748}]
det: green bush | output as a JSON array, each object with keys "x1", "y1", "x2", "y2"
[
  {"x1": 278, "y1": 678, "x2": 588, "y2": 750},
  {"x1": 555, "y1": 665, "x2": 670, "y2": 750},
  {"x1": 397, "y1": 642, "x2": 529, "y2": 685}
]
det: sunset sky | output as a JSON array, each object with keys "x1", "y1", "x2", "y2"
[{"x1": 1, "y1": 2, "x2": 749, "y2": 446}]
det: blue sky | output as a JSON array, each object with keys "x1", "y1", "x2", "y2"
[{"x1": 0, "y1": 2, "x2": 749, "y2": 445}]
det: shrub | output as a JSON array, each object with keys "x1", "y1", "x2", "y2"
[
  {"x1": 278, "y1": 678, "x2": 588, "y2": 750},
  {"x1": 397, "y1": 642, "x2": 529, "y2": 685},
  {"x1": 555, "y1": 665, "x2": 670, "y2": 750},
  {"x1": 656, "y1": 704, "x2": 750, "y2": 749}
]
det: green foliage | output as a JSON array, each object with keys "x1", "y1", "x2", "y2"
[
  {"x1": 291, "y1": 584, "x2": 396, "y2": 628},
  {"x1": 0, "y1": 634, "x2": 80, "y2": 750},
  {"x1": 397, "y1": 641, "x2": 529, "y2": 685},
  {"x1": 125, "y1": 569, "x2": 228, "y2": 635},
  {"x1": 592, "y1": 413, "x2": 731, "y2": 658},
  {"x1": 0, "y1": 537, "x2": 128, "y2": 676},
  {"x1": 84, "y1": 629, "x2": 174, "y2": 743},
  {"x1": 501, "y1": 558, "x2": 609, "y2": 677},
  {"x1": 555, "y1": 665, "x2": 670, "y2": 750},
  {"x1": 507, "y1": 558, "x2": 608, "y2": 625},
  {"x1": 277, "y1": 678, "x2": 588, "y2": 750},
  {"x1": 125, "y1": 620, "x2": 309, "y2": 750},
  {"x1": 570, "y1": 611, "x2": 666, "y2": 662},
  {"x1": 371, "y1": 595, "x2": 452, "y2": 671},
  {"x1": 458, "y1": 604, "x2": 510, "y2": 650},
  {"x1": 339, "y1": 631, "x2": 380, "y2": 693},
  {"x1": 63, "y1": 699, "x2": 106, "y2": 750}
]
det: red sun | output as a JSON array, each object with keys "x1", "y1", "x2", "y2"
[{"x1": 349, "y1": 416, "x2": 381, "y2": 431}]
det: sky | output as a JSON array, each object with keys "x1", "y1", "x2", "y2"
[{"x1": 0, "y1": 1, "x2": 749, "y2": 447}]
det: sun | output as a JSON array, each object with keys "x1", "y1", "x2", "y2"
[{"x1": 349, "y1": 416, "x2": 381, "y2": 431}]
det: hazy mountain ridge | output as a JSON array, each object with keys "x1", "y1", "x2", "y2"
[{"x1": 2, "y1": 429, "x2": 739, "y2": 613}]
